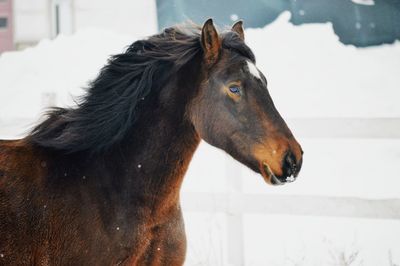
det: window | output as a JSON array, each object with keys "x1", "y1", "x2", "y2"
[{"x1": 0, "y1": 17, "x2": 8, "y2": 28}]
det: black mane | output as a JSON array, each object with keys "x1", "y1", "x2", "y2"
[{"x1": 28, "y1": 24, "x2": 255, "y2": 154}]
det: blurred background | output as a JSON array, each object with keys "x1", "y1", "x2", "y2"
[{"x1": 1, "y1": 0, "x2": 400, "y2": 265}]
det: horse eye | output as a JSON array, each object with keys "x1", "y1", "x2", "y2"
[{"x1": 229, "y1": 86, "x2": 241, "y2": 94}]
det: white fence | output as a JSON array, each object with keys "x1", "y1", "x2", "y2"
[
  {"x1": 181, "y1": 117, "x2": 400, "y2": 266},
  {"x1": 181, "y1": 193, "x2": 400, "y2": 265}
]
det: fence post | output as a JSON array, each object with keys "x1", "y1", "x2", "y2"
[{"x1": 226, "y1": 158, "x2": 244, "y2": 266}]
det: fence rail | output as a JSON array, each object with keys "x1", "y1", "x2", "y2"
[
  {"x1": 182, "y1": 193, "x2": 400, "y2": 220},
  {"x1": 2, "y1": 117, "x2": 400, "y2": 139},
  {"x1": 287, "y1": 117, "x2": 400, "y2": 138}
]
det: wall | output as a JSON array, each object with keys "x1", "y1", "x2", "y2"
[
  {"x1": 12, "y1": 0, "x2": 157, "y2": 47},
  {"x1": 74, "y1": 0, "x2": 157, "y2": 37},
  {"x1": 0, "y1": 0, "x2": 15, "y2": 52},
  {"x1": 13, "y1": 0, "x2": 50, "y2": 46}
]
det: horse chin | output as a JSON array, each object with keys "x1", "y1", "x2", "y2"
[{"x1": 260, "y1": 162, "x2": 285, "y2": 186}]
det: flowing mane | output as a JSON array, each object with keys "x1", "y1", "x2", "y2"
[{"x1": 27, "y1": 24, "x2": 255, "y2": 154}]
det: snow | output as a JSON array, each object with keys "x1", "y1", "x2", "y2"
[
  {"x1": 0, "y1": 11, "x2": 399, "y2": 266},
  {"x1": 0, "y1": 28, "x2": 135, "y2": 119},
  {"x1": 286, "y1": 175, "x2": 295, "y2": 182},
  {"x1": 351, "y1": 0, "x2": 375, "y2": 6},
  {"x1": 230, "y1": 14, "x2": 239, "y2": 21},
  {"x1": 244, "y1": 214, "x2": 400, "y2": 266},
  {"x1": 245, "y1": 12, "x2": 400, "y2": 118}
]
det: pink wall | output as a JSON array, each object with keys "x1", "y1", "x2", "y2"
[{"x1": 0, "y1": 0, "x2": 14, "y2": 53}]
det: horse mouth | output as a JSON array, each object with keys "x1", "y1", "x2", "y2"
[{"x1": 260, "y1": 162, "x2": 296, "y2": 186}]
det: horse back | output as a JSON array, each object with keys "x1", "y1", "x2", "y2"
[{"x1": 0, "y1": 139, "x2": 45, "y2": 188}]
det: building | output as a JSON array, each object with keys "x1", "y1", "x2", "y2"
[
  {"x1": 0, "y1": 0, "x2": 14, "y2": 52},
  {"x1": 0, "y1": 0, "x2": 158, "y2": 52}
]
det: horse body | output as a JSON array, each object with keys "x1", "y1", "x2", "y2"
[{"x1": 0, "y1": 19, "x2": 303, "y2": 265}]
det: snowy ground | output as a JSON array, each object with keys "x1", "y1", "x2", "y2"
[{"x1": 1, "y1": 12, "x2": 399, "y2": 266}]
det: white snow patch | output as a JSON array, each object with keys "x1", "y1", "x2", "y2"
[
  {"x1": 245, "y1": 11, "x2": 400, "y2": 118},
  {"x1": 286, "y1": 176, "x2": 295, "y2": 182},
  {"x1": 351, "y1": 0, "x2": 375, "y2": 6},
  {"x1": 230, "y1": 14, "x2": 239, "y2": 21},
  {"x1": 0, "y1": 28, "x2": 135, "y2": 119}
]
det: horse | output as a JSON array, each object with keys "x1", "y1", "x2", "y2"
[{"x1": 0, "y1": 19, "x2": 303, "y2": 265}]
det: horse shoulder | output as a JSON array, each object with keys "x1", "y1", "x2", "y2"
[{"x1": 0, "y1": 139, "x2": 51, "y2": 263}]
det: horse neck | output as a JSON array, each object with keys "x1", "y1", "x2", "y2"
[{"x1": 104, "y1": 80, "x2": 201, "y2": 211}]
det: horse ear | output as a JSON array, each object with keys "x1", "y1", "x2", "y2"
[
  {"x1": 201, "y1": 18, "x2": 221, "y2": 65},
  {"x1": 231, "y1": 20, "x2": 245, "y2": 41}
]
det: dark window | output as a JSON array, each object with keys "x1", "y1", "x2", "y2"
[
  {"x1": 55, "y1": 5, "x2": 60, "y2": 35},
  {"x1": 0, "y1": 17, "x2": 8, "y2": 28}
]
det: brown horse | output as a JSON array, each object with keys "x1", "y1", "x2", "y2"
[{"x1": 0, "y1": 19, "x2": 303, "y2": 265}]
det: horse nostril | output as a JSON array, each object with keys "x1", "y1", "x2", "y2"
[{"x1": 283, "y1": 152, "x2": 297, "y2": 177}]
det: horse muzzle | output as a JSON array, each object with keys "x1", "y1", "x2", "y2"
[{"x1": 260, "y1": 152, "x2": 302, "y2": 186}]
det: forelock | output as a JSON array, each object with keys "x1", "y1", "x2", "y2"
[{"x1": 221, "y1": 31, "x2": 255, "y2": 63}]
